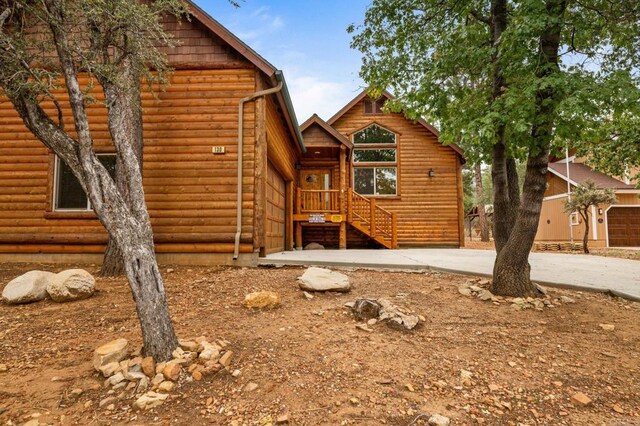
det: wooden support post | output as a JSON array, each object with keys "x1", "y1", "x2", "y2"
[
  {"x1": 295, "y1": 222, "x2": 303, "y2": 249},
  {"x1": 347, "y1": 189, "x2": 353, "y2": 222},
  {"x1": 296, "y1": 187, "x2": 302, "y2": 214},
  {"x1": 391, "y1": 212, "x2": 398, "y2": 249},
  {"x1": 370, "y1": 198, "x2": 376, "y2": 238},
  {"x1": 286, "y1": 182, "x2": 294, "y2": 251},
  {"x1": 339, "y1": 146, "x2": 347, "y2": 250},
  {"x1": 253, "y1": 97, "x2": 267, "y2": 252}
]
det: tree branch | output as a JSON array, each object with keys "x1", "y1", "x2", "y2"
[{"x1": 469, "y1": 9, "x2": 491, "y2": 26}]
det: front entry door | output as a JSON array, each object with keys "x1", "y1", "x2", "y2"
[
  {"x1": 300, "y1": 169, "x2": 332, "y2": 211},
  {"x1": 301, "y1": 169, "x2": 331, "y2": 191}
]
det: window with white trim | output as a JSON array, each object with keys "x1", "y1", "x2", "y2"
[
  {"x1": 352, "y1": 124, "x2": 397, "y2": 196},
  {"x1": 54, "y1": 154, "x2": 116, "y2": 211}
]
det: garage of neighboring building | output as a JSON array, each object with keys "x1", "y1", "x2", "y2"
[
  {"x1": 607, "y1": 207, "x2": 640, "y2": 247},
  {"x1": 265, "y1": 161, "x2": 286, "y2": 254}
]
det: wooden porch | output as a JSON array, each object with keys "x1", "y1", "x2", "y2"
[{"x1": 293, "y1": 188, "x2": 398, "y2": 249}]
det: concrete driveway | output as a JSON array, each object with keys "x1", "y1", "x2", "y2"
[{"x1": 261, "y1": 249, "x2": 640, "y2": 301}]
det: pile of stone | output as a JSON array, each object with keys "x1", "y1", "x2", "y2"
[
  {"x1": 2, "y1": 269, "x2": 95, "y2": 305},
  {"x1": 347, "y1": 297, "x2": 424, "y2": 331},
  {"x1": 458, "y1": 278, "x2": 578, "y2": 310},
  {"x1": 93, "y1": 336, "x2": 233, "y2": 410}
]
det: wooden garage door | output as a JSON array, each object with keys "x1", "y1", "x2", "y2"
[
  {"x1": 265, "y1": 162, "x2": 286, "y2": 254},
  {"x1": 608, "y1": 207, "x2": 640, "y2": 247}
]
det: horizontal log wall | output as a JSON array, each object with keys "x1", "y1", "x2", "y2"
[
  {"x1": 0, "y1": 69, "x2": 260, "y2": 254},
  {"x1": 332, "y1": 99, "x2": 463, "y2": 246}
]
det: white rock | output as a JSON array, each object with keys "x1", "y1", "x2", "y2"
[
  {"x1": 297, "y1": 267, "x2": 350, "y2": 292},
  {"x1": 2, "y1": 271, "x2": 55, "y2": 304},
  {"x1": 93, "y1": 339, "x2": 129, "y2": 372},
  {"x1": 304, "y1": 242, "x2": 325, "y2": 250},
  {"x1": 134, "y1": 391, "x2": 169, "y2": 410},
  {"x1": 428, "y1": 414, "x2": 450, "y2": 426},
  {"x1": 46, "y1": 269, "x2": 95, "y2": 302}
]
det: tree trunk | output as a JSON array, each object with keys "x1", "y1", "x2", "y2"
[
  {"x1": 101, "y1": 239, "x2": 124, "y2": 276},
  {"x1": 489, "y1": 0, "x2": 519, "y2": 255},
  {"x1": 474, "y1": 163, "x2": 490, "y2": 242},
  {"x1": 6, "y1": 6, "x2": 179, "y2": 360},
  {"x1": 490, "y1": 0, "x2": 568, "y2": 297},
  {"x1": 100, "y1": 62, "x2": 144, "y2": 277},
  {"x1": 491, "y1": 150, "x2": 549, "y2": 297},
  {"x1": 581, "y1": 210, "x2": 590, "y2": 254}
]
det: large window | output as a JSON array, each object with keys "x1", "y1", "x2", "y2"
[
  {"x1": 54, "y1": 154, "x2": 116, "y2": 211},
  {"x1": 352, "y1": 124, "x2": 397, "y2": 196}
]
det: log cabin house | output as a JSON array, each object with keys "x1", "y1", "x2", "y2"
[
  {"x1": 295, "y1": 91, "x2": 466, "y2": 250},
  {"x1": 535, "y1": 158, "x2": 640, "y2": 248},
  {"x1": 0, "y1": 2, "x2": 466, "y2": 266}
]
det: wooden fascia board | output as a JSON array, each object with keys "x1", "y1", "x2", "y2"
[
  {"x1": 185, "y1": 0, "x2": 277, "y2": 76},
  {"x1": 301, "y1": 115, "x2": 353, "y2": 149}
]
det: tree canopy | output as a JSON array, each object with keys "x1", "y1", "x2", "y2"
[{"x1": 348, "y1": 0, "x2": 640, "y2": 165}]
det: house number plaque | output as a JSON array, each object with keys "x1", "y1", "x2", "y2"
[{"x1": 308, "y1": 214, "x2": 326, "y2": 223}]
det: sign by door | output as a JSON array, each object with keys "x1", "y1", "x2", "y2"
[
  {"x1": 308, "y1": 214, "x2": 326, "y2": 223},
  {"x1": 331, "y1": 214, "x2": 343, "y2": 223}
]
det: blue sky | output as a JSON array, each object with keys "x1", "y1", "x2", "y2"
[{"x1": 197, "y1": 0, "x2": 371, "y2": 122}]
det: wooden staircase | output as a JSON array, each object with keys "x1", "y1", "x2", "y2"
[
  {"x1": 347, "y1": 189, "x2": 398, "y2": 249},
  {"x1": 295, "y1": 188, "x2": 398, "y2": 249}
]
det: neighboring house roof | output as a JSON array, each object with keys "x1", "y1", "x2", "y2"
[
  {"x1": 185, "y1": 0, "x2": 304, "y2": 152},
  {"x1": 548, "y1": 162, "x2": 636, "y2": 190},
  {"x1": 326, "y1": 89, "x2": 465, "y2": 161},
  {"x1": 300, "y1": 114, "x2": 353, "y2": 149}
]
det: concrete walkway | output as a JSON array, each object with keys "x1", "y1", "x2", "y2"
[{"x1": 261, "y1": 249, "x2": 640, "y2": 301}]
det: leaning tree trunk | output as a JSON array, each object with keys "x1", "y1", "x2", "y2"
[
  {"x1": 474, "y1": 163, "x2": 490, "y2": 242},
  {"x1": 581, "y1": 211, "x2": 590, "y2": 254},
  {"x1": 490, "y1": 0, "x2": 568, "y2": 297},
  {"x1": 101, "y1": 67, "x2": 144, "y2": 277},
  {"x1": 4, "y1": 9, "x2": 179, "y2": 360}
]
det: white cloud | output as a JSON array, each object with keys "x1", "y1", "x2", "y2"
[{"x1": 285, "y1": 72, "x2": 362, "y2": 123}]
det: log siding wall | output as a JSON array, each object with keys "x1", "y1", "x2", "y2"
[{"x1": 0, "y1": 69, "x2": 261, "y2": 255}]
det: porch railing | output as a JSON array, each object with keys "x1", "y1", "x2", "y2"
[{"x1": 297, "y1": 189, "x2": 340, "y2": 213}]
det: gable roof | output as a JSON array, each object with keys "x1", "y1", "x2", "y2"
[
  {"x1": 300, "y1": 114, "x2": 353, "y2": 149},
  {"x1": 327, "y1": 89, "x2": 465, "y2": 160},
  {"x1": 548, "y1": 162, "x2": 636, "y2": 190},
  {"x1": 185, "y1": 1, "x2": 304, "y2": 152}
]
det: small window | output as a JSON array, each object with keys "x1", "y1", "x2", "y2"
[
  {"x1": 54, "y1": 154, "x2": 117, "y2": 211},
  {"x1": 570, "y1": 212, "x2": 580, "y2": 226},
  {"x1": 364, "y1": 98, "x2": 385, "y2": 115}
]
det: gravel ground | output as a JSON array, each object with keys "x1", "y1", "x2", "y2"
[{"x1": 1, "y1": 263, "x2": 639, "y2": 426}]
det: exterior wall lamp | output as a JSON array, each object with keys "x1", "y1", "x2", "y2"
[
  {"x1": 598, "y1": 208, "x2": 603, "y2": 215},
  {"x1": 428, "y1": 168, "x2": 436, "y2": 178}
]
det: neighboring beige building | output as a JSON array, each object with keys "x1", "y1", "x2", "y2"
[{"x1": 536, "y1": 159, "x2": 640, "y2": 248}]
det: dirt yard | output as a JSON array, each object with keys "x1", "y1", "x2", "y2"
[{"x1": 1, "y1": 263, "x2": 639, "y2": 426}]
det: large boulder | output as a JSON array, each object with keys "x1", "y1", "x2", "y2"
[
  {"x1": 2, "y1": 271, "x2": 55, "y2": 305},
  {"x1": 46, "y1": 269, "x2": 95, "y2": 303},
  {"x1": 297, "y1": 267, "x2": 350, "y2": 292},
  {"x1": 93, "y1": 338, "x2": 129, "y2": 373}
]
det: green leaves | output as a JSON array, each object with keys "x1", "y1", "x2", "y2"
[
  {"x1": 563, "y1": 180, "x2": 617, "y2": 213},
  {"x1": 349, "y1": 0, "x2": 640, "y2": 167}
]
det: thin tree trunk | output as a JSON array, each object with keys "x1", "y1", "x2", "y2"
[
  {"x1": 474, "y1": 163, "x2": 490, "y2": 242},
  {"x1": 489, "y1": 0, "x2": 519, "y2": 255},
  {"x1": 581, "y1": 211, "x2": 590, "y2": 254},
  {"x1": 100, "y1": 61, "x2": 144, "y2": 277},
  {"x1": 490, "y1": 0, "x2": 568, "y2": 297}
]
